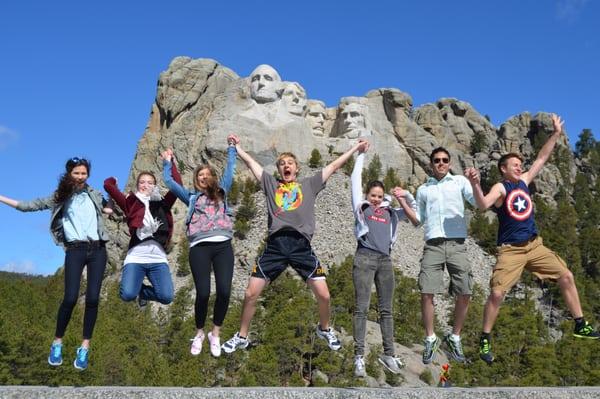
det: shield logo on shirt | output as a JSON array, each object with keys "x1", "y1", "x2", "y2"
[{"x1": 505, "y1": 189, "x2": 532, "y2": 221}]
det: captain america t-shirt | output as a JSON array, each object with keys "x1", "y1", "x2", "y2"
[{"x1": 495, "y1": 179, "x2": 538, "y2": 245}]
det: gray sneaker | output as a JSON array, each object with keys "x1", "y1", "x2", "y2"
[
  {"x1": 378, "y1": 354, "x2": 404, "y2": 374},
  {"x1": 444, "y1": 334, "x2": 466, "y2": 363},
  {"x1": 354, "y1": 355, "x2": 366, "y2": 378},
  {"x1": 422, "y1": 335, "x2": 441, "y2": 364}
]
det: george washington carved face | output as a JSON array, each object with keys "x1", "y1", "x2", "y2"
[{"x1": 250, "y1": 64, "x2": 282, "y2": 103}]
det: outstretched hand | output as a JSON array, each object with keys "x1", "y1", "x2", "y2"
[{"x1": 551, "y1": 114, "x2": 564, "y2": 135}]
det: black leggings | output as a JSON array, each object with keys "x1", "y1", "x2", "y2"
[
  {"x1": 56, "y1": 244, "x2": 107, "y2": 340},
  {"x1": 189, "y1": 240, "x2": 234, "y2": 329}
]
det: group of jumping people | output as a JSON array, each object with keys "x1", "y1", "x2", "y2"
[{"x1": 0, "y1": 114, "x2": 597, "y2": 375}]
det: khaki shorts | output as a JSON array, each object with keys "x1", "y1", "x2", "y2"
[
  {"x1": 491, "y1": 236, "x2": 568, "y2": 292},
  {"x1": 419, "y1": 238, "x2": 473, "y2": 296}
]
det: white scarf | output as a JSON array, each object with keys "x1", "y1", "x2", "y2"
[{"x1": 134, "y1": 187, "x2": 163, "y2": 241}]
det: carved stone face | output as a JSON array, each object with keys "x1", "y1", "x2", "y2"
[
  {"x1": 306, "y1": 101, "x2": 327, "y2": 136},
  {"x1": 341, "y1": 102, "x2": 366, "y2": 135},
  {"x1": 282, "y1": 83, "x2": 307, "y2": 116},
  {"x1": 250, "y1": 64, "x2": 281, "y2": 103}
]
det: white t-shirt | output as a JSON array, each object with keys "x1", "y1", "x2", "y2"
[{"x1": 123, "y1": 239, "x2": 168, "y2": 265}]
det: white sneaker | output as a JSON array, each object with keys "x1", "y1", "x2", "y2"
[
  {"x1": 208, "y1": 332, "x2": 221, "y2": 357},
  {"x1": 190, "y1": 332, "x2": 205, "y2": 356},
  {"x1": 354, "y1": 355, "x2": 366, "y2": 377},
  {"x1": 315, "y1": 325, "x2": 341, "y2": 351},
  {"x1": 222, "y1": 332, "x2": 249, "y2": 354}
]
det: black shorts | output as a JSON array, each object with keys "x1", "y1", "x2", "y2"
[{"x1": 251, "y1": 230, "x2": 326, "y2": 282}]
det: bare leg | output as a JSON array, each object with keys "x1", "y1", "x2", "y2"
[
  {"x1": 307, "y1": 279, "x2": 331, "y2": 330},
  {"x1": 239, "y1": 277, "x2": 268, "y2": 337}
]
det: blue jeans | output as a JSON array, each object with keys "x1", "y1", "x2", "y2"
[{"x1": 120, "y1": 263, "x2": 174, "y2": 304}]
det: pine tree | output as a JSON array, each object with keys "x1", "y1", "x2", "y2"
[{"x1": 308, "y1": 148, "x2": 323, "y2": 168}]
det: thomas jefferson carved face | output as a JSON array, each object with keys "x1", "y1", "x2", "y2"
[
  {"x1": 306, "y1": 101, "x2": 327, "y2": 136},
  {"x1": 282, "y1": 83, "x2": 307, "y2": 116},
  {"x1": 250, "y1": 64, "x2": 282, "y2": 103}
]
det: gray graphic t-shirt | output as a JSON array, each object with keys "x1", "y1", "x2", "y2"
[
  {"x1": 359, "y1": 205, "x2": 392, "y2": 255},
  {"x1": 260, "y1": 171, "x2": 325, "y2": 241}
]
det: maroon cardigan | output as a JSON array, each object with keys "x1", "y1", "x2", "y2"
[{"x1": 104, "y1": 161, "x2": 183, "y2": 249}]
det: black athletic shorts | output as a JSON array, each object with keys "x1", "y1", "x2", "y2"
[{"x1": 251, "y1": 230, "x2": 326, "y2": 281}]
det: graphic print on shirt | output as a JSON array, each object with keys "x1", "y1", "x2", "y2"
[
  {"x1": 367, "y1": 207, "x2": 390, "y2": 224},
  {"x1": 274, "y1": 182, "x2": 303, "y2": 213},
  {"x1": 187, "y1": 196, "x2": 232, "y2": 236},
  {"x1": 505, "y1": 188, "x2": 532, "y2": 221}
]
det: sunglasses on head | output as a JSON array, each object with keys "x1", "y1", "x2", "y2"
[
  {"x1": 66, "y1": 157, "x2": 89, "y2": 167},
  {"x1": 433, "y1": 157, "x2": 449, "y2": 164}
]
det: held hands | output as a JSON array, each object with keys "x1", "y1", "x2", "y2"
[
  {"x1": 551, "y1": 114, "x2": 564, "y2": 135},
  {"x1": 160, "y1": 149, "x2": 174, "y2": 162},
  {"x1": 227, "y1": 134, "x2": 240, "y2": 146},
  {"x1": 357, "y1": 139, "x2": 369, "y2": 153},
  {"x1": 391, "y1": 186, "x2": 407, "y2": 201},
  {"x1": 464, "y1": 167, "x2": 480, "y2": 185}
]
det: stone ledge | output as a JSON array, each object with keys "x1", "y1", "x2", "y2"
[{"x1": 1, "y1": 386, "x2": 599, "y2": 399}]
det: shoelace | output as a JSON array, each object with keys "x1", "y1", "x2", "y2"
[
  {"x1": 480, "y1": 339, "x2": 491, "y2": 353},
  {"x1": 77, "y1": 348, "x2": 88, "y2": 362},
  {"x1": 579, "y1": 324, "x2": 592, "y2": 334},
  {"x1": 322, "y1": 329, "x2": 337, "y2": 341},
  {"x1": 452, "y1": 339, "x2": 465, "y2": 356},
  {"x1": 52, "y1": 345, "x2": 61, "y2": 357}
]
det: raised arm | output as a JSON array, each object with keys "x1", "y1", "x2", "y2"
[
  {"x1": 323, "y1": 140, "x2": 368, "y2": 182},
  {"x1": 522, "y1": 114, "x2": 564, "y2": 185},
  {"x1": 465, "y1": 167, "x2": 505, "y2": 210},
  {"x1": 235, "y1": 141, "x2": 263, "y2": 181},
  {"x1": 350, "y1": 141, "x2": 369, "y2": 211},
  {"x1": 163, "y1": 158, "x2": 183, "y2": 208},
  {"x1": 220, "y1": 134, "x2": 239, "y2": 193},
  {"x1": 162, "y1": 149, "x2": 191, "y2": 206},
  {"x1": 103, "y1": 177, "x2": 128, "y2": 211},
  {"x1": 0, "y1": 194, "x2": 19, "y2": 209},
  {"x1": 392, "y1": 187, "x2": 420, "y2": 226}
]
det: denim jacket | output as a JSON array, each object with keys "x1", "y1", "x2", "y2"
[
  {"x1": 16, "y1": 186, "x2": 110, "y2": 247},
  {"x1": 163, "y1": 146, "x2": 236, "y2": 227}
]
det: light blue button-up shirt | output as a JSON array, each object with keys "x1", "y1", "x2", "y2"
[
  {"x1": 62, "y1": 191, "x2": 99, "y2": 242},
  {"x1": 415, "y1": 174, "x2": 475, "y2": 241}
]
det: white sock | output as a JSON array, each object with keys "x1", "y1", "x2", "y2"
[
  {"x1": 425, "y1": 334, "x2": 437, "y2": 342},
  {"x1": 450, "y1": 334, "x2": 461, "y2": 342}
]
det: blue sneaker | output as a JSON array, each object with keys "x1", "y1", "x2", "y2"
[
  {"x1": 48, "y1": 342, "x2": 63, "y2": 366},
  {"x1": 73, "y1": 347, "x2": 89, "y2": 370}
]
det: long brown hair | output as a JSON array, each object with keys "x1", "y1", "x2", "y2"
[
  {"x1": 54, "y1": 157, "x2": 91, "y2": 204},
  {"x1": 193, "y1": 164, "x2": 223, "y2": 202}
]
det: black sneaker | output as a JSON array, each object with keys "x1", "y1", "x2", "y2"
[
  {"x1": 479, "y1": 336, "x2": 494, "y2": 365},
  {"x1": 444, "y1": 334, "x2": 466, "y2": 363},
  {"x1": 138, "y1": 296, "x2": 148, "y2": 308},
  {"x1": 573, "y1": 321, "x2": 600, "y2": 339},
  {"x1": 422, "y1": 335, "x2": 441, "y2": 364}
]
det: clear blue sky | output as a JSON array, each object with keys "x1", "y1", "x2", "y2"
[{"x1": 1, "y1": 1, "x2": 598, "y2": 275}]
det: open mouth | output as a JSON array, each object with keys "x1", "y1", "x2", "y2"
[{"x1": 283, "y1": 170, "x2": 292, "y2": 179}]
